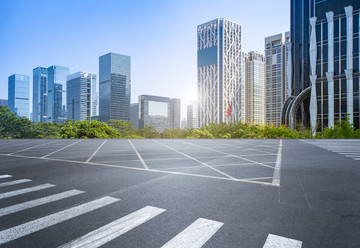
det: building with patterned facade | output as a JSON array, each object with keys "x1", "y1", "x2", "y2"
[
  {"x1": 8, "y1": 74, "x2": 30, "y2": 118},
  {"x1": 32, "y1": 67, "x2": 48, "y2": 122}
]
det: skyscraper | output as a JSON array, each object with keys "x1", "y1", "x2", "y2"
[
  {"x1": 8, "y1": 74, "x2": 30, "y2": 118},
  {"x1": 99, "y1": 52, "x2": 131, "y2": 122},
  {"x1": 0, "y1": 99, "x2": 8, "y2": 107},
  {"x1": 66, "y1": 72, "x2": 97, "y2": 121},
  {"x1": 246, "y1": 51, "x2": 265, "y2": 125},
  {"x1": 197, "y1": 18, "x2": 245, "y2": 127},
  {"x1": 130, "y1": 103, "x2": 139, "y2": 129},
  {"x1": 139, "y1": 95, "x2": 170, "y2": 132},
  {"x1": 47, "y1": 66, "x2": 70, "y2": 123},
  {"x1": 187, "y1": 100, "x2": 198, "y2": 129},
  {"x1": 170, "y1": 98, "x2": 181, "y2": 129},
  {"x1": 32, "y1": 67, "x2": 48, "y2": 122}
]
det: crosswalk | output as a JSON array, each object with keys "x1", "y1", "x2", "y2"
[{"x1": 0, "y1": 174, "x2": 303, "y2": 247}]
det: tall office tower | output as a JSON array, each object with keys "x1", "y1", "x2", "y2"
[
  {"x1": 170, "y1": 98, "x2": 181, "y2": 129},
  {"x1": 47, "y1": 66, "x2": 70, "y2": 123},
  {"x1": 8, "y1": 74, "x2": 30, "y2": 118},
  {"x1": 197, "y1": 18, "x2": 245, "y2": 127},
  {"x1": 66, "y1": 72, "x2": 97, "y2": 121},
  {"x1": 187, "y1": 100, "x2": 198, "y2": 129},
  {"x1": 130, "y1": 103, "x2": 139, "y2": 129},
  {"x1": 99, "y1": 52, "x2": 131, "y2": 122},
  {"x1": 245, "y1": 51, "x2": 265, "y2": 125},
  {"x1": 33, "y1": 67, "x2": 48, "y2": 122},
  {"x1": 0, "y1": 99, "x2": 8, "y2": 107},
  {"x1": 282, "y1": 0, "x2": 360, "y2": 133},
  {"x1": 181, "y1": 118, "x2": 187, "y2": 129},
  {"x1": 265, "y1": 33, "x2": 290, "y2": 126}
]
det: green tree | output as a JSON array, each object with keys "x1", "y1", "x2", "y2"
[
  {"x1": 107, "y1": 120, "x2": 135, "y2": 137},
  {"x1": 316, "y1": 115, "x2": 360, "y2": 139},
  {"x1": 57, "y1": 120, "x2": 120, "y2": 138},
  {"x1": 0, "y1": 106, "x2": 36, "y2": 138}
]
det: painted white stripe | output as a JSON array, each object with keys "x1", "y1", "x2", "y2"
[
  {"x1": 0, "y1": 175, "x2": 12, "y2": 179},
  {"x1": 59, "y1": 205, "x2": 165, "y2": 248},
  {"x1": 42, "y1": 140, "x2": 83, "y2": 158},
  {"x1": 0, "y1": 179, "x2": 31, "y2": 188},
  {"x1": 0, "y1": 196, "x2": 119, "y2": 245},
  {"x1": 345, "y1": 155, "x2": 360, "y2": 158},
  {"x1": 8, "y1": 140, "x2": 58, "y2": 155},
  {"x1": 86, "y1": 140, "x2": 107, "y2": 163},
  {"x1": 272, "y1": 140, "x2": 283, "y2": 186},
  {"x1": 161, "y1": 218, "x2": 223, "y2": 248},
  {"x1": 0, "y1": 189, "x2": 84, "y2": 217},
  {"x1": 0, "y1": 184, "x2": 55, "y2": 200},
  {"x1": 263, "y1": 234, "x2": 302, "y2": 248},
  {"x1": 129, "y1": 140, "x2": 149, "y2": 169}
]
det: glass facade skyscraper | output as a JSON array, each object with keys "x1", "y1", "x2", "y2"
[
  {"x1": 0, "y1": 99, "x2": 8, "y2": 107},
  {"x1": 99, "y1": 52, "x2": 131, "y2": 122},
  {"x1": 47, "y1": 66, "x2": 70, "y2": 123},
  {"x1": 8, "y1": 74, "x2": 30, "y2": 118},
  {"x1": 130, "y1": 103, "x2": 139, "y2": 129},
  {"x1": 170, "y1": 98, "x2": 181, "y2": 129},
  {"x1": 33, "y1": 67, "x2": 48, "y2": 122},
  {"x1": 139, "y1": 95, "x2": 170, "y2": 132}
]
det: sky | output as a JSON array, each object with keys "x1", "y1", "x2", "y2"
[{"x1": 0, "y1": 0, "x2": 290, "y2": 119}]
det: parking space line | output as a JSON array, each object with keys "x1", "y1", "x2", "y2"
[
  {"x1": 158, "y1": 162, "x2": 276, "y2": 171},
  {"x1": 272, "y1": 140, "x2": 282, "y2": 186},
  {"x1": 0, "y1": 179, "x2": 32, "y2": 188},
  {"x1": 129, "y1": 140, "x2": 149, "y2": 169},
  {"x1": 210, "y1": 140, "x2": 277, "y2": 155},
  {"x1": 86, "y1": 140, "x2": 107, "y2": 163},
  {"x1": 0, "y1": 140, "x2": 43, "y2": 151},
  {"x1": 263, "y1": 234, "x2": 302, "y2": 248},
  {"x1": 0, "y1": 175, "x2": 12, "y2": 179},
  {"x1": 42, "y1": 140, "x2": 83, "y2": 158},
  {"x1": 8, "y1": 140, "x2": 58, "y2": 155},
  {"x1": 0, "y1": 184, "x2": 55, "y2": 200}
]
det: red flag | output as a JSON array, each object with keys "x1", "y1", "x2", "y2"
[{"x1": 227, "y1": 102, "x2": 232, "y2": 117}]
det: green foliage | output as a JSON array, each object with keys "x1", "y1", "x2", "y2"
[
  {"x1": 33, "y1": 122, "x2": 62, "y2": 138},
  {"x1": 0, "y1": 106, "x2": 36, "y2": 138},
  {"x1": 186, "y1": 128, "x2": 214, "y2": 139},
  {"x1": 138, "y1": 125, "x2": 161, "y2": 138},
  {"x1": 107, "y1": 120, "x2": 135, "y2": 137},
  {"x1": 316, "y1": 115, "x2": 360, "y2": 139}
]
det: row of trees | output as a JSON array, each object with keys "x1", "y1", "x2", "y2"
[{"x1": 1, "y1": 106, "x2": 359, "y2": 139}]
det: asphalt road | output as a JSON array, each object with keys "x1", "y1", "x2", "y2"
[{"x1": 0, "y1": 139, "x2": 359, "y2": 248}]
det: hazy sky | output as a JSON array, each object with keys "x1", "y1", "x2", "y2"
[{"x1": 0, "y1": 0, "x2": 290, "y2": 119}]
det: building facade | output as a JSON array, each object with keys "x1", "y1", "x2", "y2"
[
  {"x1": 187, "y1": 100, "x2": 198, "y2": 129},
  {"x1": 47, "y1": 66, "x2": 70, "y2": 123},
  {"x1": 170, "y1": 98, "x2": 181, "y2": 129},
  {"x1": 8, "y1": 74, "x2": 30, "y2": 118},
  {"x1": 197, "y1": 18, "x2": 245, "y2": 127},
  {"x1": 32, "y1": 67, "x2": 48, "y2": 122},
  {"x1": 66, "y1": 72, "x2": 97, "y2": 121},
  {"x1": 245, "y1": 51, "x2": 265, "y2": 125},
  {"x1": 99, "y1": 52, "x2": 131, "y2": 122},
  {"x1": 0, "y1": 99, "x2": 8, "y2": 107},
  {"x1": 130, "y1": 103, "x2": 139, "y2": 129}
]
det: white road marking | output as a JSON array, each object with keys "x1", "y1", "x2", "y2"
[
  {"x1": 0, "y1": 196, "x2": 119, "y2": 245},
  {"x1": 8, "y1": 140, "x2": 58, "y2": 155},
  {"x1": 272, "y1": 140, "x2": 283, "y2": 186},
  {"x1": 263, "y1": 234, "x2": 302, "y2": 248},
  {"x1": 0, "y1": 175, "x2": 12, "y2": 179},
  {"x1": 0, "y1": 189, "x2": 84, "y2": 217},
  {"x1": 59, "y1": 205, "x2": 165, "y2": 248},
  {"x1": 0, "y1": 140, "x2": 44, "y2": 151},
  {"x1": 42, "y1": 140, "x2": 83, "y2": 158},
  {"x1": 129, "y1": 140, "x2": 149, "y2": 169},
  {"x1": 0, "y1": 179, "x2": 31, "y2": 188},
  {"x1": 0, "y1": 184, "x2": 55, "y2": 200},
  {"x1": 209, "y1": 140, "x2": 277, "y2": 155},
  {"x1": 161, "y1": 218, "x2": 223, "y2": 248},
  {"x1": 86, "y1": 140, "x2": 107, "y2": 163},
  {"x1": 345, "y1": 155, "x2": 360, "y2": 158}
]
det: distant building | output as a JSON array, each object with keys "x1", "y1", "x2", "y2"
[
  {"x1": 8, "y1": 74, "x2": 30, "y2": 118},
  {"x1": 47, "y1": 66, "x2": 70, "y2": 123},
  {"x1": 0, "y1": 99, "x2": 8, "y2": 107},
  {"x1": 170, "y1": 98, "x2": 181, "y2": 129},
  {"x1": 33, "y1": 67, "x2": 48, "y2": 122},
  {"x1": 187, "y1": 100, "x2": 198, "y2": 129},
  {"x1": 130, "y1": 103, "x2": 139, "y2": 129},
  {"x1": 181, "y1": 118, "x2": 187, "y2": 129},
  {"x1": 66, "y1": 72, "x2": 97, "y2": 121},
  {"x1": 197, "y1": 18, "x2": 246, "y2": 127},
  {"x1": 245, "y1": 51, "x2": 265, "y2": 125},
  {"x1": 99, "y1": 52, "x2": 131, "y2": 122}
]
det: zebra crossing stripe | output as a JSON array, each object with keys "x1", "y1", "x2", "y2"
[
  {"x1": 0, "y1": 196, "x2": 119, "y2": 245},
  {"x1": 0, "y1": 175, "x2": 12, "y2": 179},
  {"x1": 0, "y1": 179, "x2": 32, "y2": 188},
  {"x1": 161, "y1": 218, "x2": 223, "y2": 248},
  {"x1": 0, "y1": 184, "x2": 55, "y2": 200},
  {"x1": 263, "y1": 234, "x2": 302, "y2": 248},
  {"x1": 0, "y1": 189, "x2": 84, "y2": 217},
  {"x1": 59, "y1": 205, "x2": 165, "y2": 248}
]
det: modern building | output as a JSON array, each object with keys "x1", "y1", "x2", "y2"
[
  {"x1": 32, "y1": 67, "x2": 48, "y2": 122},
  {"x1": 265, "y1": 32, "x2": 290, "y2": 126},
  {"x1": 246, "y1": 51, "x2": 265, "y2": 125},
  {"x1": 130, "y1": 103, "x2": 139, "y2": 129},
  {"x1": 282, "y1": 0, "x2": 360, "y2": 133},
  {"x1": 8, "y1": 74, "x2": 30, "y2": 118},
  {"x1": 47, "y1": 66, "x2": 70, "y2": 123},
  {"x1": 197, "y1": 18, "x2": 245, "y2": 127},
  {"x1": 66, "y1": 72, "x2": 97, "y2": 121},
  {"x1": 181, "y1": 118, "x2": 187, "y2": 129},
  {"x1": 170, "y1": 98, "x2": 181, "y2": 129},
  {"x1": 187, "y1": 100, "x2": 198, "y2": 129},
  {"x1": 0, "y1": 99, "x2": 8, "y2": 107},
  {"x1": 99, "y1": 52, "x2": 131, "y2": 122}
]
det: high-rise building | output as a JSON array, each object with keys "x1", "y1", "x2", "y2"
[
  {"x1": 8, "y1": 74, "x2": 30, "y2": 118},
  {"x1": 197, "y1": 18, "x2": 245, "y2": 127},
  {"x1": 47, "y1": 66, "x2": 70, "y2": 123},
  {"x1": 282, "y1": 0, "x2": 360, "y2": 133},
  {"x1": 32, "y1": 67, "x2": 48, "y2": 122},
  {"x1": 0, "y1": 99, "x2": 8, "y2": 107},
  {"x1": 170, "y1": 98, "x2": 181, "y2": 129},
  {"x1": 187, "y1": 100, "x2": 198, "y2": 129},
  {"x1": 66, "y1": 72, "x2": 97, "y2": 121},
  {"x1": 99, "y1": 52, "x2": 131, "y2": 122},
  {"x1": 130, "y1": 103, "x2": 139, "y2": 129},
  {"x1": 265, "y1": 32, "x2": 290, "y2": 126},
  {"x1": 181, "y1": 118, "x2": 187, "y2": 129},
  {"x1": 246, "y1": 51, "x2": 265, "y2": 125}
]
